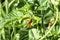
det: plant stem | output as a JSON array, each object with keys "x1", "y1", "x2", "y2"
[{"x1": 39, "y1": 6, "x2": 58, "y2": 40}]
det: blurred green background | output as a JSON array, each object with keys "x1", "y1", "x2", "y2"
[{"x1": 0, "y1": 0, "x2": 60, "y2": 40}]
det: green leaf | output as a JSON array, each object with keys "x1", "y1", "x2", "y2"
[{"x1": 29, "y1": 28, "x2": 40, "y2": 40}]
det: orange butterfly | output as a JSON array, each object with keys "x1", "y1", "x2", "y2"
[{"x1": 26, "y1": 18, "x2": 32, "y2": 28}]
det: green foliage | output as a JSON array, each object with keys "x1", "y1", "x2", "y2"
[{"x1": 0, "y1": 0, "x2": 60, "y2": 40}]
